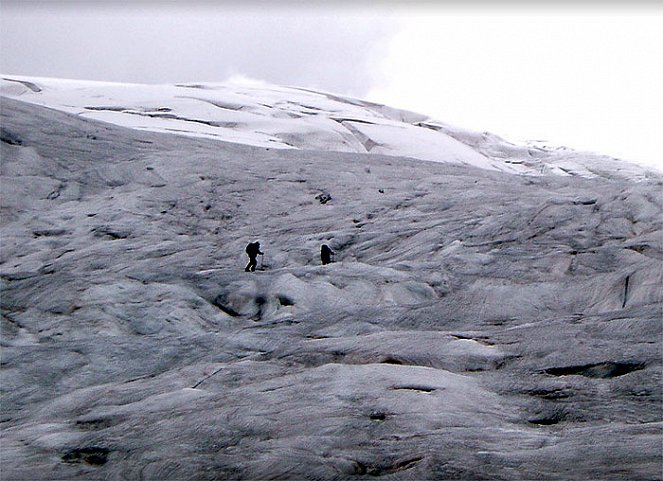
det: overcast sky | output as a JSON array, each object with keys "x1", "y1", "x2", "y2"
[{"x1": 1, "y1": 1, "x2": 661, "y2": 171}]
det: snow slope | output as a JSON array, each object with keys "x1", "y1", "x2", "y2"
[
  {"x1": 1, "y1": 75, "x2": 656, "y2": 180},
  {"x1": 1, "y1": 80, "x2": 662, "y2": 480}
]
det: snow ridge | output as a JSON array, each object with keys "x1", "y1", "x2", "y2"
[{"x1": 1, "y1": 75, "x2": 656, "y2": 180}]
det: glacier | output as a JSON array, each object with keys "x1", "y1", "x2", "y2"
[{"x1": 0, "y1": 75, "x2": 661, "y2": 480}]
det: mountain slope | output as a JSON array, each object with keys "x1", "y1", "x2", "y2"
[
  {"x1": 1, "y1": 75, "x2": 657, "y2": 180},
  {"x1": 1, "y1": 85, "x2": 662, "y2": 481}
]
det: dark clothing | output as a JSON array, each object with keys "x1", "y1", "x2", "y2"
[
  {"x1": 245, "y1": 242, "x2": 263, "y2": 272},
  {"x1": 321, "y1": 244, "x2": 334, "y2": 265},
  {"x1": 245, "y1": 257, "x2": 259, "y2": 272},
  {"x1": 246, "y1": 242, "x2": 263, "y2": 257}
]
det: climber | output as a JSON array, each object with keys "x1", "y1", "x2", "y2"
[
  {"x1": 321, "y1": 244, "x2": 335, "y2": 265},
  {"x1": 245, "y1": 241, "x2": 264, "y2": 272}
]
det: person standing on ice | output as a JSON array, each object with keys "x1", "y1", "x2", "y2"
[
  {"x1": 245, "y1": 241, "x2": 263, "y2": 272},
  {"x1": 320, "y1": 244, "x2": 334, "y2": 265}
]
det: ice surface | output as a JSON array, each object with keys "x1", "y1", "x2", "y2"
[{"x1": 1, "y1": 82, "x2": 661, "y2": 480}]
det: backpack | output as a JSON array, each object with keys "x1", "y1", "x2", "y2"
[{"x1": 246, "y1": 242, "x2": 259, "y2": 256}]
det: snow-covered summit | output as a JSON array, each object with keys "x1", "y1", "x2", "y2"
[{"x1": 1, "y1": 75, "x2": 655, "y2": 180}]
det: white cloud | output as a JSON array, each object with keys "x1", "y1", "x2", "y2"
[
  {"x1": 367, "y1": 13, "x2": 663, "y2": 170},
  {"x1": 0, "y1": 2, "x2": 397, "y2": 97}
]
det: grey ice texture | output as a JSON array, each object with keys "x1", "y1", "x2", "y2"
[{"x1": 0, "y1": 76, "x2": 661, "y2": 481}]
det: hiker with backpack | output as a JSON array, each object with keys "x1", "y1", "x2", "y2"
[
  {"x1": 321, "y1": 244, "x2": 335, "y2": 265},
  {"x1": 245, "y1": 241, "x2": 264, "y2": 272}
]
